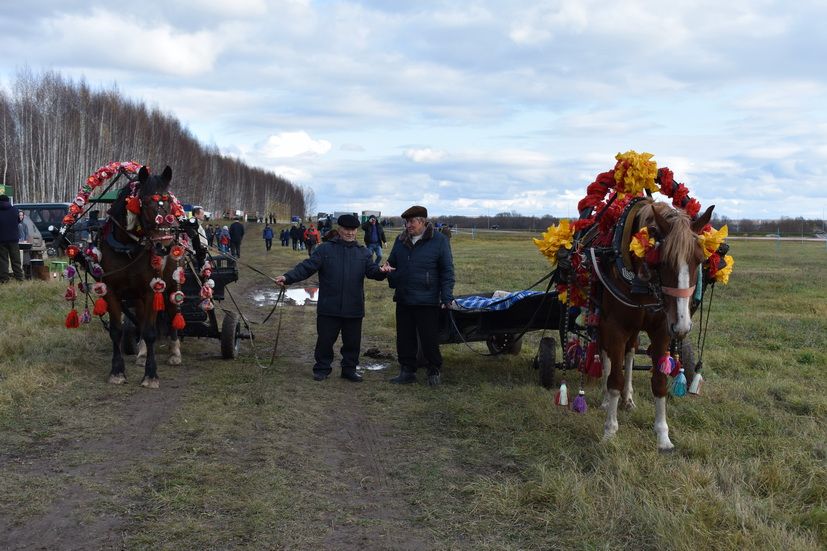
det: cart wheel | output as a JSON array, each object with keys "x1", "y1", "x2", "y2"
[
  {"x1": 121, "y1": 318, "x2": 138, "y2": 356},
  {"x1": 537, "y1": 336, "x2": 556, "y2": 388},
  {"x1": 221, "y1": 312, "x2": 241, "y2": 359},
  {"x1": 679, "y1": 340, "x2": 697, "y2": 386},
  {"x1": 486, "y1": 333, "x2": 523, "y2": 355}
]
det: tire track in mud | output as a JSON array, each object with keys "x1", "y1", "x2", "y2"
[
  {"x1": 0, "y1": 363, "x2": 191, "y2": 551},
  {"x1": 318, "y1": 390, "x2": 431, "y2": 551}
]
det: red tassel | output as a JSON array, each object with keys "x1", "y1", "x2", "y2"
[
  {"x1": 65, "y1": 309, "x2": 80, "y2": 328},
  {"x1": 172, "y1": 312, "x2": 186, "y2": 330},
  {"x1": 93, "y1": 297, "x2": 108, "y2": 316},
  {"x1": 153, "y1": 291, "x2": 165, "y2": 312}
]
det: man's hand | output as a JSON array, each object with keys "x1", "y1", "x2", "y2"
[
  {"x1": 275, "y1": 275, "x2": 287, "y2": 287},
  {"x1": 379, "y1": 263, "x2": 395, "y2": 273}
]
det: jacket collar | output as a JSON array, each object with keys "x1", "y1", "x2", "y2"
[{"x1": 399, "y1": 221, "x2": 434, "y2": 248}]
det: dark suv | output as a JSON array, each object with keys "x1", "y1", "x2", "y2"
[{"x1": 15, "y1": 202, "x2": 90, "y2": 256}]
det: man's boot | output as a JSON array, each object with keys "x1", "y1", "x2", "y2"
[{"x1": 389, "y1": 369, "x2": 416, "y2": 384}]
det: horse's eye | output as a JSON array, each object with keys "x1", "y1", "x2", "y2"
[{"x1": 155, "y1": 214, "x2": 164, "y2": 224}]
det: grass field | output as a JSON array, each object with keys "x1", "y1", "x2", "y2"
[{"x1": 0, "y1": 230, "x2": 825, "y2": 550}]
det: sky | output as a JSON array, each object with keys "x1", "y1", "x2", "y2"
[{"x1": 1, "y1": 0, "x2": 826, "y2": 220}]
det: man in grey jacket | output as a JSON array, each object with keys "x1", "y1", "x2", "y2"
[{"x1": 275, "y1": 214, "x2": 386, "y2": 382}]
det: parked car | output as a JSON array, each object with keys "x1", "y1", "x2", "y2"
[{"x1": 14, "y1": 202, "x2": 90, "y2": 256}]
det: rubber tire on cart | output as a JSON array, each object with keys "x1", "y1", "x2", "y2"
[
  {"x1": 121, "y1": 317, "x2": 138, "y2": 356},
  {"x1": 221, "y1": 312, "x2": 241, "y2": 359},
  {"x1": 486, "y1": 333, "x2": 523, "y2": 355},
  {"x1": 537, "y1": 336, "x2": 556, "y2": 388}
]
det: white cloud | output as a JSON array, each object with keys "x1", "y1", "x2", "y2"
[
  {"x1": 405, "y1": 148, "x2": 446, "y2": 163},
  {"x1": 259, "y1": 131, "x2": 332, "y2": 159},
  {"x1": 41, "y1": 9, "x2": 224, "y2": 76}
]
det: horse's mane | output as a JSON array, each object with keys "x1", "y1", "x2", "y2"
[{"x1": 638, "y1": 200, "x2": 700, "y2": 267}]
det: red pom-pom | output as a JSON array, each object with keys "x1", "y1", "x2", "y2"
[
  {"x1": 65, "y1": 309, "x2": 80, "y2": 328},
  {"x1": 93, "y1": 297, "x2": 108, "y2": 316},
  {"x1": 172, "y1": 312, "x2": 186, "y2": 330},
  {"x1": 153, "y1": 291, "x2": 165, "y2": 312}
]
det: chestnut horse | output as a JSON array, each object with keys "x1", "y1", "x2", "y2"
[
  {"x1": 101, "y1": 166, "x2": 182, "y2": 388},
  {"x1": 595, "y1": 199, "x2": 713, "y2": 451}
]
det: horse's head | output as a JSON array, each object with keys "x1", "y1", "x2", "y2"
[
  {"x1": 643, "y1": 201, "x2": 714, "y2": 339},
  {"x1": 136, "y1": 166, "x2": 180, "y2": 252}
]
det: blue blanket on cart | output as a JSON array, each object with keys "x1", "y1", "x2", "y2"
[{"x1": 454, "y1": 290, "x2": 543, "y2": 311}]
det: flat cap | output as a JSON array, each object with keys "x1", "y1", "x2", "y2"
[
  {"x1": 401, "y1": 205, "x2": 427, "y2": 219},
  {"x1": 337, "y1": 214, "x2": 360, "y2": 228}
]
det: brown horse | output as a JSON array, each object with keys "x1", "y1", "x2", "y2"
[
  {"x1": 100, "y1": 166, "x2": 183, "y2": 388},
  {"x1": 595, "y1": 199, "x2": 713, "y2": 451}
]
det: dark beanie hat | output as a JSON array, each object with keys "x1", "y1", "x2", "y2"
[
  {"x1": 337, "y1": 214, "x2": 360, "y2": 228},
  {"x1": 401, "y1": 205, "x2": 427, "y2": 219}
]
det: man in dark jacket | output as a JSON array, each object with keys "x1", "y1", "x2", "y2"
[
  {"x1": 229, "y1": 218, "x2": 245, "y2": 258},
  {"x1": 382, "y1": 205, "x2": 454, "y2": 386},
  {"x1": 0, "y1": 195, "x2": 24, "y2": 283},
  {"x1": 360, "y1": 215, "x2": 386, "y2": 264},
  {"x1": 275, "y1": 214, "x2": 386, "y2": 382}
]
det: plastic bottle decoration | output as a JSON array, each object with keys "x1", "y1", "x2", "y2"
[
  {"x1": 555, "y1": 380, "x2": 569, "y2": 407},
  {"x1": 670, "y1": 368, "x2": 687, "y2": 397},
  {"x1": 80, "y1": 307, "x2": 92, "y2": 324},
  {"x1": 688, "y1": 372, "x2": 704, "y2": 395},
  {"x1": 571, "y1": 390, "x2": 588, "y2": 413}
]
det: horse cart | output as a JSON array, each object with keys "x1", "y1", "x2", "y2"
[
  {"x1": 120, "y1": 252, "x2": 245, "y2": 360},
  {"x1": 434, "y1": 290, "x2": 563, "y2": 388}
]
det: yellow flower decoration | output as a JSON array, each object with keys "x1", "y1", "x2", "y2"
[
  {"x1": 629, "y1": 227, "x2": 655, "y2": 258},
  {"x1": 699, "y1": 225, "x2": 728, "y2": 258},
  {"x1": 533, "y1": 219, "x2": 574, "y2": 267},
  {"x1": 613, "y1": 150, "x2": 659, "y2": 197},
  {"x1": 715, "y1": 254, "x2": 734, "y2": 284}
]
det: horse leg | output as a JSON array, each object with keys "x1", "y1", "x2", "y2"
[
  {"x1": 600, "y1": 349, "x2": 611, "y2": 409},
  {"x1": 136, "y1": 339, "x2": 147, "y2": 367},
  {"x1": 650, "y1": 334, "x2": 674, "y2": 452},
  {"x1": 602, "y1": 342, "x2": 625, "y2": 441},
  {"x1": 107, "y1": 298, "x2": 127, "y2": 384},
  {"x1": 622, "y1": 340, "x2": 637, "y2": 410},
  {"x1": 167, "y1": 305, "x2": 182, "y2": 366},
  {"x1": 139, "y1": 303, "x2": 160, "y2": 389}
]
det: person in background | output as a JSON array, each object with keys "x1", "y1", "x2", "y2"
[
  {"x1": 275, "y1": 214, "x2": 386, "y2": 382},
  {"x1": 297, "y1": 223, "x2": 306, "y2": 250},
  {"x1": 0, "y1": 195, "x2": 24, "y2": 283},
  {"x1": 381, "y1": 205, "x2": 455, "y2": 386},
  {"x1": 218, "y1": 225, "x2": 231, "y2": 253},
  {"x1": 360, "y1": 214, "x2": 387, "y2": 264},
  {"x1": 229, "y1": 217, "x2": 245, "y2": 258},
  {"x1": 289, "y1": 225, "x2": 301, "y2": 250},
  {"x1": 206, "y1": 224, "x2": 215, "y2": 248},
  {"x1": 262, "y1": 223, "x2": 274, "y2": 251},
  {"x1": 304, "y1": 223, "x2": 320, "y2": 256}
]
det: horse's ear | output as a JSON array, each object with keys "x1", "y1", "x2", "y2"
[
  {"x1": 161, "y1": 166, "x2": 172, "y2": 185},
  {"x1": 138, "y1": 166, "x2": 149, "y2": 184},
  {"x1": 691, "y1": 205, "x2": 715, "y2": 234}
]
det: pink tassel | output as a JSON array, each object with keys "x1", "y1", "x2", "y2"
[{"x1": 658, "y1": 354, "x2": 676, "y2": 375}]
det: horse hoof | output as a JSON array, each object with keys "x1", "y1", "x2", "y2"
[
  {"x1": 108, "y1": 374, "x2": 127, "y2": 385},
  {"x1": 658, "y1": 445, "x2": 676, "y2": 454},
  {"x1": 135, "y1": 358, "x2": 147, "y2": 368},
  {"x1": 622, "y1": 397, "x2": 637, "y2": 410},
  {"x1": 140, "y1": 377, "x2": 160, "y2": 389},
  {"x1": 168, "y1": 355, "x2": 182, "y2": 366}
]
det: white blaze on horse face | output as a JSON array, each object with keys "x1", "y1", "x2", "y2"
[{"x1": 673, "y1": 261, "x2": 692, "y2": 337}]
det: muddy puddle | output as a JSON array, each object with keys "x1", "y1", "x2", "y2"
[{"x1": 253, "y1": 287, "x2": 319, "y2": 306}]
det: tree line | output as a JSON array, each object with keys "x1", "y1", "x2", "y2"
[
  {"x1": 427, "y1": 212, "x2": 826, "y2": 237},
  {"x1": 0, "y1": 68, "x2": 305, "y2": 217}
]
